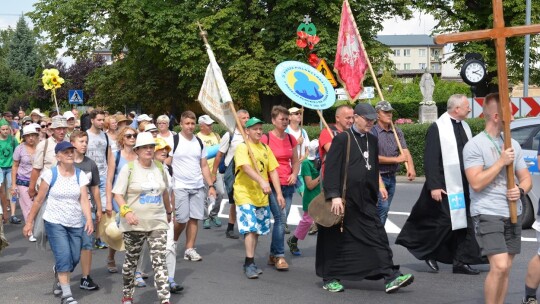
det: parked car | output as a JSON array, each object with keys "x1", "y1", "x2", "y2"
[{"x1": 510, "y1": 117, "x2": 540, "y2": 229}]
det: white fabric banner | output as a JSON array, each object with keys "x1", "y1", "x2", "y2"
[
  {"x1": 197, "y1": 63, "x2": 236, "y2": 133},
  {"x1": 436, "y1": 112, "x2": 472, "y2": 231}
]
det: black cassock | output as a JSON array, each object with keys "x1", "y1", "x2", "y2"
[
  {"x1": 395, "y1": 120, "x2": 485, "y2": 265},
  {"x1": 317, "y1": 128, "x2": 399, "y2": 282}
]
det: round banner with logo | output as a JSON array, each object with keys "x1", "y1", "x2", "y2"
[{"x1": 274, "y1": 61, "x2": 336, "y2": 110}]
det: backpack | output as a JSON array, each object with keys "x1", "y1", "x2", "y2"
[
  {"x1": 218, "y1": 132, "x2": 234, "y2": 174},
  {"x1": 223, "y1": 143, "x2": 268, "y2": 205},
  {"x1": 172, "y1": 133, "x2": 203, "y2": 154},
  {"x1": 47, "y1": 166, "x2": 81, "y2": 197},
  {"x1": 264, "y1": 132, "x2": 293, "y2": 147}
]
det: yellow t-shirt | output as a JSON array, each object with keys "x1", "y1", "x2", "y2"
[
  {"x1": 233, "y1": 142, "x2": 279, "y2": 207},
  {"x1": 196, "y1": 132, "x2": 220, "y2": 170}
]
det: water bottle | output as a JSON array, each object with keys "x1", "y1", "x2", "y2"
[{"x1": 11, "y1": 193, "x2": 18, "y2": 203}]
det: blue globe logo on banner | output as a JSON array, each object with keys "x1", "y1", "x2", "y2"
[{"x1": 275, "y1": 61, "x2": 336, "y2": 110}]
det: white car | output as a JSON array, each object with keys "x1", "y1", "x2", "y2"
[{"x1": 510, "y1": 117, "x2": 539, "y2": 229}]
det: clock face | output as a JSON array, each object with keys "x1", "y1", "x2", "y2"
[{"x1": 464, "y1": 62, "x2": 485, "y2": 84}]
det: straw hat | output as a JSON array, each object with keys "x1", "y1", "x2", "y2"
[
  {"x1": 115, "y1": 114, "x2": 133, "y2": 125},
  {"x1": 98, "y1": 211, "x2": 125, "y2": 251}
]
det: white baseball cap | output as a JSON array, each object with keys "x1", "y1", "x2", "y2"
[
  {"x1": 198, "y1": 115, "x2": 215, "y2": 125},
  {"x1": 137, "y1": 114, "x2": 152, "y2": 122},
  {"x1": 63, "y1": 111, "x2": 75, "y2": 120}
]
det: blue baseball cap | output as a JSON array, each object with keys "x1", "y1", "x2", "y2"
[{"x1": 55, "y1": 141, "x2": 75, "y2": 154}]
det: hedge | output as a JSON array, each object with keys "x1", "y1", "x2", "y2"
[{"x1": 176, "y1": 118, "x2": 486, "y2": 177}]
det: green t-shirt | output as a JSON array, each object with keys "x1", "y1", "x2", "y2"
[
  {"x1": 301, "y1": 159, "x2": 320, "y2": 211},
  {"x1": 0, "y1": 135, "x2": 18, "y2": 168}
]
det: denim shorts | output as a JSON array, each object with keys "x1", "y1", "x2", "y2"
[
  {"x1": 81, "y1": 213, "x2": 95, "y2": 251},
  {"x1": 236, "y1": 204, "x2": 271, "y2": 235},
  {"x1": 45, "y1": 221, "x2": 83, "y2": 273}
]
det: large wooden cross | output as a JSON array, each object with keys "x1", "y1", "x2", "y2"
[{"x1": 435, "y1": 0, "x2": 540, "y2": 224}]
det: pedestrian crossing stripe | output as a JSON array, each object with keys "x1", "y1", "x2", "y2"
[{"x1": 70, "y1": 91, "x2": 82, "y2": 103}]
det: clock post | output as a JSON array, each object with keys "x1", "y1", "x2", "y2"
[{"x1": 435, "y1": 0, "x2": 540, "y2": 224}]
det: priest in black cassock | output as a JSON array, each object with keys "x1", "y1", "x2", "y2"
[
  {"x1": 395, "y1": 94, "x2": 485, "y2": 274},
  {"x1": 317, "y1": 103, "x2": 414, "y2": 294}
]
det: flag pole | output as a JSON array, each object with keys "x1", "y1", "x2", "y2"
[
  {"x1": 197, "y1": 23, "x2": 262, "y2": 174},
  {"x1": 343, "y1": 0, "x2": 408, "y2": 170}
]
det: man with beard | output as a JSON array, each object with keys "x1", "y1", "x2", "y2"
[{"x1": 396, "y1": 94, "x2": 484, "y2": 275}]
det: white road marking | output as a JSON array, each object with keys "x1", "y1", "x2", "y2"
[{"x1": 213, "y1": 200, "x2": 536, "y2": 242}]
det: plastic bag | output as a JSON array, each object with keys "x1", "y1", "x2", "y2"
[{"x1": 33, "y1": 200, "x2": 49, "y2": 250}]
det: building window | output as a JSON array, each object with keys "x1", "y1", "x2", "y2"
[
  {"x1": 431, "y1": 49, "x2": 441, "y2": 59},
  {"x1": 404, "y1": 63, "x2": 411, "y2": 70},
  {"x1": 419, "y1": 63, "x2": 427, "y2": 70},
  {"x1": 404, "y1": 49, "x2": 411, "y2": 57},
  {"x1": 395, "y1": 63, "x2": 401, "y2": 70},
  {"x1": 431, "y1": 63, "x2": 441, "y2": 71},
  {"x1": 419, "y1": 49, "x2": 426, "y2": 57},
  {"x1": 393, "y1": 49, "x2": 400, "y2": 56}
]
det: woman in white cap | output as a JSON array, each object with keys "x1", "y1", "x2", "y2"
[
  {"x1": 112, "y1": 132, "x2": 172, "y2": 304},
  {"x1": 11, "y1": 125, "x2": 39, "y2": 240},
  {"x1": 23, "y1": 141, "x2": 93, "y2": 304}
]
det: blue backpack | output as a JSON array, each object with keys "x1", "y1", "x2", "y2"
[{"x1": 46, "y1": 166, "x2": 81, "y2": 197}]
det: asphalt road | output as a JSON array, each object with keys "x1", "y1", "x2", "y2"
[{"x1": 0, "y1": 182, "x2": 538, "y2": 304}]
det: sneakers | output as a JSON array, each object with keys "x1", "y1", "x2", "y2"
[
  {"x1": 287, "y1": 236, "x2": 301, "y2": 256},
  {"x1": 28, "y1": 235, "x2": 37, "y2": 242},
  {"x1": 169, "y1": 281, "x2": 184, "y2": 293},
  {"x1": 60, "y1": 296, "x2": 78, "y2": 304},
  {"x1": 80, "y1": 275, "x2": 99, "y2": 290},
  {"x1": 121, "y1": 297, "x2": 134, "y2": 304},
  {"x1": 225, "y1": 230, "x2": 239, "y2": 239},
  {"x1": 385, "y1": 273, "x2": 414, "y2": 294},
  {"x1": 244, "y1": 263, "x2": 259, "y2": 279},
  {"x1": 94, "y1": 238, "x2": 108, "y2": 249},
  {"x1": 134, "y1": 272, "x2": 146, "y2": 287},
  {"x1": 211, "y1": 217, "x2": 222, "y2": 227},
  {"x1": 284, "y1": 224, "x2": 290, "y2": 234},
  {"x1": 323, "y1": 280, "x2": 344, "y2": 292},
  {"x1": 53, "y1": 266, "x2": 62, "y2": 296},
  {"x1": 203, "y1": 219, "x2": 211, "y2": 229},
  {"x1": 184, "y1": 248, "x2": 202, "y2": 261},
  {"x1": 9, "y1": 215, "x2": 21, "y2": 224},
  {"x1": 523, "y1": 297, "x2": 539, "y2": 304}
]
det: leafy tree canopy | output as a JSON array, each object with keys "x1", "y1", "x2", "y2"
[
  {"x1": 29, "y1": 0, "x2": 412, "y2": 114},
  {"x1": 413, "y1": 0, "x2": 540, "y2": 85}
]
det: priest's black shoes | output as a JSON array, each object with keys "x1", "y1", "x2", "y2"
[
  {"x1": 425, "y1": 259, "x2": 439, "y2": 272},
  {"x1": 452, "y1": 264, "x2": 480, "y2": 275}
]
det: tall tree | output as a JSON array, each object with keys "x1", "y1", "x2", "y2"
[
  {"x1": 6, "y1": 16, "x2": 41, "y2": 77},
  {"x1": 413, "y1": 0, "x2": 540, "y2": 86},
  {"x1": 29, "y1": 0, "x2": 412, "y2": 117}
]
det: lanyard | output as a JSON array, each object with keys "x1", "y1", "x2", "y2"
[{"x1": 483, "y1": 131, "x2": 502, "y2": 155}]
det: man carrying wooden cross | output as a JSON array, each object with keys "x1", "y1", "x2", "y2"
[{"x1": 464, "y1": 93, "x2": 531, "y2": 304}]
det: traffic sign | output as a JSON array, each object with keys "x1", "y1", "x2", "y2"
[
  {"x1": 359, "y1": 87, "x2": 375, "y2": 99},
  {"x1": 69, "y1": 90, "x2": 84, "y2": 104},
  {"x1": 316, "y1": 59, "x2": 338, "y2": 88}
]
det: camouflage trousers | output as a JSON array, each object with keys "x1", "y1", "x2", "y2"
[{"x1": 123, "y1": 230, "x2": 170, "y2": 303}]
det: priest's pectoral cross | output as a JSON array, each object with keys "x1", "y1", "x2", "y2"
[{"x1": 435, "y1": 0, "x2": 540, "y2": 223}]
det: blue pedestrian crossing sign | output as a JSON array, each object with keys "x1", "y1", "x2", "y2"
[{"x1": 69, "y1": 90, "x2": 84, "y2": 104}]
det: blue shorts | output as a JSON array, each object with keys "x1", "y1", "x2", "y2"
[
  {"x1": 236, "y1": 204, "x2": 271, "y2": 235},
  {"x1": 81, "y1": 213, "x2": 95, "y2": 250}
]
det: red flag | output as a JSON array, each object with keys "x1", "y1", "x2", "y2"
[{"x1": 334, "y1": 0, "x2": 368, "y2": 101}]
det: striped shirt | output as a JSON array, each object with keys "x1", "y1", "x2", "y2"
[{"x1": 370, "y1": 124, "x2": 407, "y2": 175}]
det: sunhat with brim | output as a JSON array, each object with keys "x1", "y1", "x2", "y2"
[
  {"x1": 99, "y1": 211, "x2": 125, "y2": 251},
  {"x1": 30, "y1": 109, "x2": 45, "y2": 117},
  {"x1": 154, "y1": 138, "x2": 171, "y2": 153},
  {"x1": 307, "y1": 139, "x2": 319, "y2": 160},
  {"x1": 144, "y1": 123, "x2": 158, "y2": 132},
  {"x1": 137, "y1": 114, "x2": 152, "y2": 122},
  {"x1": 63, "y1": 111, "x2": 75, "y2": 120},
  {"x1": 50, "y1": 115, "x2": 68, "y2": 129},
  {"x1": 115, "y1": 114, "x2": 133, "y2": 125},
  {"x1": 245, "y1": 117, "x2": 264, "y2": 128},
  {"x1": 288, "y1": 107, "x2": 301, "y2": 114},
  {"x1": 134, "y1": 132, "x2": 156, "y2": 149},
  {"x1": 22, "y1": 125, "x2": 39, "y2": 136},
  {"x1": 21, "y1": 116, "x2": 32, "y2": 124},
  {"x1": 55, "y1": 141, "x2": 75, "y2": 154}
]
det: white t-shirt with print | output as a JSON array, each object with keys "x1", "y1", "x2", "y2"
[
  {"x1": 41, "y1": 168, "x2": 90, "y2": 228},
  {"x1": 171, "y1": 134, "x2": 207, "y2": 189},
  {"x1": 87, "y1": 130, "x2": 108, "y2": 178}
]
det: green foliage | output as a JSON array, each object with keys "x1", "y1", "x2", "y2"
[
  {"x1": 28, "y1": 0, "x2": 413, "y2": 114},
  {"x1": 6, "y1": 16, "x2": 40, "y2": 77},
  {"x1": 412, "y1": 0, "x2": 540, "y2": 85}
]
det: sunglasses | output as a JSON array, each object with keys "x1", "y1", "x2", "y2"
[
  {"x1": 291, "y1": 112, "x2": 302, "y2": 116},
  {"x1": 125, "y1": 134, "x2": 137, "y2": 139},
  {"x1": 40, "y1": 124, "x2": 47, "y2": 128}
]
